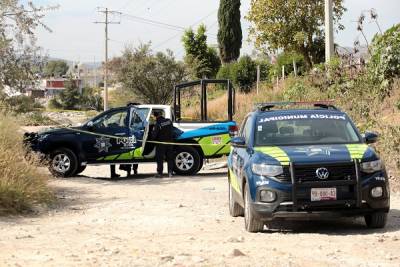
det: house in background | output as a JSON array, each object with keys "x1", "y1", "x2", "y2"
[{"x1": 42, "y1": 78, "x2": 82, "y2": 97}]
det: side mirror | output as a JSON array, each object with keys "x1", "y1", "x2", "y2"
[
  {"x1": 231, "y1": 136, "x2": 246, "y2": 147},
  {"x1": 364, "y1": 131, "x2": 379, "y2": 144},
  {"x1": 86, "y1": 121, "x2": 94, "y2": 131}
]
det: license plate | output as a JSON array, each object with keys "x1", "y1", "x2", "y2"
[{"x1": 311, "y1": 188, "x2": 337, "y2": 201}]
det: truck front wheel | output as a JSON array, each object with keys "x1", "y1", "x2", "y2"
[
  {"x1": 364, "y1": 212, "x2": 388, "y2": 229},
  {"x1": 244, "y1": 184, "x2": 264, "y2": 232},
  {"x1": 49, "y1": 148, "x2": 78, "y2": 178},
  {"x1": 173, "y1": 146, "x2": 202, "y2": 176}
]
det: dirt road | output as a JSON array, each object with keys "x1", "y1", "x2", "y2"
[{"x1": 1, "y1": 164, "x2": 400, "y2": 267}]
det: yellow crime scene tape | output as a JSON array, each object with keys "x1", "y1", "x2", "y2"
[{"x1": 59, "y1": 126, "x2": 233, "y2": 147}]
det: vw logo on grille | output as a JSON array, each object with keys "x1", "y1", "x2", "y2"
[{"x1": 316, "y1": 167, "x2": 330, "y2": 180}]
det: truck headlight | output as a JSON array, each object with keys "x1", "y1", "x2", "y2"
[
  {"x1": 252, "y1": 164, "x2": 283, "y2": 177},
  {"x1": 361, "y1": 159, "x2": 382, "y2": 173},
  {"x1": 260, "y1": 190, "x2": 277, "y2": 202},
  {"x1": 371, "y1": 186, "x2": 384, "y2": 198}
]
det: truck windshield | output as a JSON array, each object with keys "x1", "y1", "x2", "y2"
[{"x1": 255, "y1": 113, "x2": 361, "y2": 146}]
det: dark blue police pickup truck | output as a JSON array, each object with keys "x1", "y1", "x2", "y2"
[{"x1": 228, "y1": 102, "x2": 390, "y2": 232}]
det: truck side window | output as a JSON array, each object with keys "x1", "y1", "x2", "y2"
[
  {"x1": 243, "y1": 118, "x2": 253, "y2": 144},
  {"x1": 92, "y1": 109, "x2": 128, "y2": 129},
  {"x1": 130, "y1": 113, "x2": 143, "y2": 131},
  {"x1": 239, "y1": 118, "x2": 248, "y2": 138},
  {"x1": 239, "y1": 117, "x2": 252, "y2": 144},
  {"x1": 130, "y1": 108, "x2": 150, "y2": 131}
]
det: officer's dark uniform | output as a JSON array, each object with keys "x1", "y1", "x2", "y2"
[{"x1": 152, "y1": 113, "x2": 174, "y2": 176}]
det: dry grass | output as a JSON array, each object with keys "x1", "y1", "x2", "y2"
[
  {"x1": 203, "y1": 86, "x2": 285, "y2": 123},
  {"x1": 0, "y1": 113, "x2": 54, "y2": 215}
]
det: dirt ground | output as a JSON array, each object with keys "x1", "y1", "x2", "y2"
[{"x1": 1, "y1": 164, "x2": 400, "y2": 267}]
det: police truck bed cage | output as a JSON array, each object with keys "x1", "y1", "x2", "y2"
[
  {"x1": 174, "y1": 79, "x2": 235, "y2": 122},
  {"x1": 255, "y1": 101, "x2": 338, "y2": 112}
]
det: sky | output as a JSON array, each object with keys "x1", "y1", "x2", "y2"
[{"x1": 30, "y1": 0, "x2": 400, "y2": 63}]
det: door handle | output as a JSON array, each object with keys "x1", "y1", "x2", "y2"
[{"x1": 115, "y1": 133, "x2": 126, "y2": 136}]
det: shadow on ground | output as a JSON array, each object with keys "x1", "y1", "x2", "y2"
[
  {"x1": 69, "y1": 171, "x2": 227, "y2": 187},
  {"x1": 260, "y1": 208, "x2": 400, "y2": 235}
]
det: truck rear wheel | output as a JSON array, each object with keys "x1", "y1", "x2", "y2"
[
  {"x1": 173, "y1": 146, "x2": 202, "y2": 176},
  {"x1": 229, "y1": 180, "x2": 244, "y2": 217},
  {"x1": 49, "y1": 148, "x2": 78, "y2": 178},
  {"x1": 364, "y1": 212, "x2": 388, "y2": 229}
]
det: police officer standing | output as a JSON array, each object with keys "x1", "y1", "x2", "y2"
[{"x1": 151, "y1": 111, "x2": 174, "y2": 178}]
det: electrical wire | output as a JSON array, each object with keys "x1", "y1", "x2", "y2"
[{"x1": 152, "y1": 9, "x2": 218, "y2": 49}]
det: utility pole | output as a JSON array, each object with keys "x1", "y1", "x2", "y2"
[
  {"x1": 256, "y1": 65, "x2": 260, "y2": 95},
  {"x1": 95, "y1": 8, "x2": 121, "y2": 111},
  {"x1": 325, "y1": 0, "x2": 334, "y2": 63},
  {"x1": 94, "y1": 56, "x2": 97, "y2": 88}
]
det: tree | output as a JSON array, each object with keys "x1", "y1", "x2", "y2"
[
  {"x1": 182, "y1": 24, "x2": 221, "y2": 79},
  {"x1": 235, "y1": 55, "x2": 257, "y2": 92},
  {"x1": 58, "y1": 77, "x2": 80, "y2": 110},
  {"x1": 247, "y1": 0, "x2": 346, "y2": 69},
  {"x1": 218, "y1": 0, "x2": 242, "y2": 64},
  {"x1": 117, "y1": 44, "x2": 186, "y2": 104},
  {"x1": 216, "y1": 55, "x2": 258, "y2": 92},
  {"x1": 44, "y1": 60, "x2": 69, "y2": 77},
  {"x1": 368, "y1": 23, "x2": 400, "y2": 97},
  {"x1": 0, "y1": 1, "x2": 56, "y2": 92}
]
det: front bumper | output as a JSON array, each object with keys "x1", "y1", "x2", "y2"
[
  {"x1": 23, "y1": 132, "x2": 47, "y2": 160},
  {"x1": 251, "y1": 189, "x2": 389, "y2": 221},
  {"x1": 249, "y1": 160, "x2": 390, "y2": 221}
]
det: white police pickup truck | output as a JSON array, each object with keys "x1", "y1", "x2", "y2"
[{"x1": 25, "y1": 80, "x2": 238, "y2": 177}]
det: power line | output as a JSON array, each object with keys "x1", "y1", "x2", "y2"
[
  {"x1": 153, "y1": 9, "x2": 218, "y2": 50},
  {"x1": 121, "y1": 12, "x2": 186, "y2": 31}
]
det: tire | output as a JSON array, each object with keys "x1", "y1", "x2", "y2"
[
  {"x1": 74, "y1": 165, "x2": 87, "y2": 176},
  {"x1": 229, "y1": 180, "x2": 244, "y2": 217},
  {"x1": 196, "y1": 158, "x2": 204, "y2": 173},
  {"x1": 49, "y1": 148, "x2": 78, "y2": 178},
  {"x1": 173, "y1": 146, "x2": 202, "y2": 176},
  {"x1": 244, "y1": 184, "x2": 264, "y2": 232},
  {"x1": 364, "y1": 212, "x2": 388, "y2": 229}
]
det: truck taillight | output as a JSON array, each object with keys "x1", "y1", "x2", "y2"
[{"x1": 229, "y1": 125, "x2": 238, "y2": 137}]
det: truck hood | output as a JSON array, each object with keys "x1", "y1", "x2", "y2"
[
  {"x1": 38, "y1": 126, "x2": 81, "y2": 136},
  {"x1": 254, "y1": 144, "x2": 378, "y2": 165}
]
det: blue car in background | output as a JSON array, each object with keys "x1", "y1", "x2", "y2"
[{"x1": 228, "y1": 102, "x2": 390, "y2": 232}]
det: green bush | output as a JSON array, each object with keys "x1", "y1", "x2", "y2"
[
  {"x1": 58, "y1": 80, "x2": 81, "y2": 110},
  {"x1": 216, "y1": 55, "x2": 258, "y2": 93},
  {"x1": 256, "y1": 59, "x2": 272, "y2": 81},
  {"x1": 80, "y1": 87, "x2": 104, "y2": 111},
  {"x1": 2, "y1": 95, "x2": 41, "y2": 113},
  {"x1": 283, "y1": 79, "x2": 314, "y2": 101},
  {"x1": 48, "y1": 98, "x2": 63, "y2": 109},
  {"x1": 270, "y1": 52, "x2": 305, "y2": 80},
  {"x1": 216, "y1": 63, "x2": 234, "y2": 81},
  {"x1": 235, "y1": 55, "x2": 257, "y2": 93},
  {"x1": 50, "y1": 85, "x2": 104, "y2": 111},
  {"x1": 368, "y1": 23, "x2": 400, "y2": 96}
]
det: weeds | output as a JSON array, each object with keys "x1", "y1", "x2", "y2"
[
  {"x1": 18, "y1": 111, "x2": 56, "y2": 126},
  {"x1": 0, "y1": 113, "x2": 54, "y2": 215}
]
